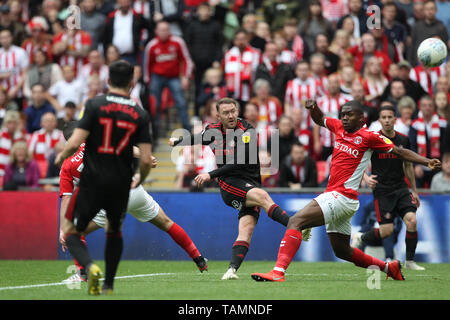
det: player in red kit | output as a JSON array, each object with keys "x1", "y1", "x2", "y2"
[{"x1": 251, "y1": 99, "x2": 441, "y2": 282}]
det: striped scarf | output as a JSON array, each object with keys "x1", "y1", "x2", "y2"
[{"x1": 412, "y1": 111, "x2": 442, "y2": 158}]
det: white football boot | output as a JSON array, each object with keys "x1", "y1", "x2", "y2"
[{"x1": 221, "y1": 267, "x2": 239, "y2": 280}]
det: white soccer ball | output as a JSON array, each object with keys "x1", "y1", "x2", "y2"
[{"x1": 417, "y1": 38, "x2": 448, "y2": 68}]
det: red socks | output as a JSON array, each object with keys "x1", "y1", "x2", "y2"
[
  {"x1": 273, "y1": 229, "x2": 302, "y2": 275},
  {"x1": 167, "y1": 223, "x2": 200, "y2": 259},
  {"x1": 351, "y1": 247, "x2": 387, "y2": 272}
]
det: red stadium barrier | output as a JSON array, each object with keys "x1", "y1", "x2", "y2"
[{"x1": 0, "y1": 191, "x2": 59, "y2": 259}]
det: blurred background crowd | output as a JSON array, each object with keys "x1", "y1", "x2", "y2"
[{"x1": 0, "y1": 0, "x2": 449, "y2": 192}]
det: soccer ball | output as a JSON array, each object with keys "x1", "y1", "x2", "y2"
[{"x1": 417, "y1": 38, "x2": 448, "y2": 68}]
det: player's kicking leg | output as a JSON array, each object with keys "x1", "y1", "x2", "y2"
[
  {"x1": 222, "y1": 213, "x2": 258, "y2": 280},
  {"x1": 127, "y1": 185, "x2": 208, "y2": 272},
  {"x1": 251, "y1": 193, "x2": 404, "y2": 282}
]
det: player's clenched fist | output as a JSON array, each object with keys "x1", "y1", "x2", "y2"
[
  {"x1": 304, "y1": 99, "x2": 317, "y2": 109},
  {"x1": 427, "y1": 159, "x2": 441, "y2": 170}
]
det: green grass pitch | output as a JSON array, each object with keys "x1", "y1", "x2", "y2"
[{"x1": 0, "y1": 260, "x2": 449, "y2": 300}]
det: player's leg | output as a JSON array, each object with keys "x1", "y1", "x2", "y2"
[
  {"x1": 222, "y1": 212, "x2": 258, "y2": 280},
  {"x1": 127, "y1": 185, "x2": 208, "y2": 272},
  {"x1": 245, "y1": 187, "x2": 290, "y2": 226},
  {"x1": 403, "y1": 211, "x2": 425, "y2": 270},
  {"x1": 102, "y1": 188, "x2": 129, "y2": 294},
  {"x1": 251, "y1": 199, "x2": 325, "y2": 282}
]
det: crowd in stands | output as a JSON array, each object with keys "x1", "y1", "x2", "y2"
[{"x1": 0, "y1": 0, "x2": 449, "y2": 192}]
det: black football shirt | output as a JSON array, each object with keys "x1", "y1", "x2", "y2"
[
  {"x1": 371, "y1": 130, "x2": 411, "y2": 196},
  {"x1": 77, "y1": 93, "x2": 152, "y2": 188}
]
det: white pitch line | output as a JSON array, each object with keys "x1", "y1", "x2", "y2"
[{"x1": 0, "y1": 273, "x2": 175, "y2": 291}]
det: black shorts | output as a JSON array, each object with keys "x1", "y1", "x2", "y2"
[
  {"x1": 218, "y1": 177, "x2": 261, "y2": 220},
  {"x1": 65, "y1": 183, "x2": 130, "y2": 233},
  {"x1": 374, "y1": 188, "x2": 417, "y2": 225}
]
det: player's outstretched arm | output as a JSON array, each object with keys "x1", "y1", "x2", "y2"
[
  {"x1": 392, "y1": 145, "x2": 441, "y2": 170},
  {"x1": 55, "y1": 128, "x2": 90, "y2": 166},
  {"x1": 305, "y1": 99, "x2": 325, "y2": 127}
]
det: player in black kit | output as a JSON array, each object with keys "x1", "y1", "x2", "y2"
[
  {"x1": 55, "y1": 60, "x2": 153, "y2": 295},
  {"x1": 169, "y1": 97, "x2": 291, "y2": 280},
  {"x1": 351, "y1": 104, "x2": 425, "y2": 270}
]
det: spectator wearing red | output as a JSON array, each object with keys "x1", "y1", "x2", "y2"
[
  {"x1": 223, "y1": 29, "x2": 262, "y2": 112},
  {"x1": 250, "y1": 79, "x2": 283, "y2": 128},
  {"x1": 409, "y1": 63, "x2": 446, "y2": 97},
  {"x1": 313, "y1": 33, "x2": 340, "y2": 75},
  {"x1": 77, "y1": 49, "x2": 109, "y2": 95},
  {"x1": 255, "y1": 42, "x2": 295, "y2": 104},
  {"x1": 196, "y1": 67, "x2": 227, "y2": 114},
  {"x1": 27, "y1": 112, "x2": 65, "y2": 165},
  {"x1": 21, "y1": 16, "x2": 53, "y2": 64},
  {"x1": 272, "y1": 30, "x2": 297, "y2": 67},
  {"x1": 313, "y1": 74, "x2": 352, "y2": 160},
  {"x1": 283, "y1": 18, "x2": 309, "y2": 63},
  {"x1": 0, "y1": 110, "x2": 27, "y2": 177},
  {"x1": 52, "y1": 18, "x2": 92, "y2": 77},
  {"x1": 362, "y1": 56, "x2": 389, "y2": 107},
  {"x1": 0, "y1": 29, "x2": 29, "y2": 108},
  {"x1": 309, "y1": 53, "x2": 329, "y2": 95},
  {"x1": 348, "y1": 32, "x2": 392, "y2": 77},
  {"x1": 143, "y1": 20, "x2": 193, "y2": 133}
]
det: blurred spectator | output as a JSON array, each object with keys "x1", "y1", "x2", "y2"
[
  {"x1": 435, "y1": 75, "x2": 449, "y2": 97},
  {"x1": 362, "y1": 56, "x2": 389, "y2": 107},
  {"x1": 369, "y1": 99, "x2": 415, "y2": 136},
  {"x1": 337, "y1": 0, "x2": 368, "y2": 39},
  {"x1": 52, "y1": 17, "x2": 92, "y2": 77},
  {"x1": 23, "y1": 49, "x2": 63, "y2": 101},
  {"x1": 23, "y1": 83, "x2": 55, "y2": 133},
  {"x1": 242, "y1": 101, "x2": 271, "y2": 149},
  {"x1": 409, "y1": 62, "x2": 446, "y2": 97},
  {"x1": 351, "y1": 80, "x2": 378, "y2": 128},
  {"x1": 381, "y1": 60, "x2": 427, "y2": 103},
  {"x1": 396, "y1": 0, "x2": 414, "y2": 22},
  {"x1": 202, "y1": 100, "x2": 219, "y2": 126},
  {"x1": 243, "y1": 102, "x2": 259, "y2": 129},
  {"x1": 348, "y1": 32, "x2": 392, "y2": 77},
  {"x1": 370, "y1": 23, "x2": 400, "y2": 64},
  {"x1": 143, "y1": 20, "x2": 193, "y2": 135},
  {"x1": 21, "y1": 16, "x2": 53, "y2": 64},
  {"x1": 382, "y1": 2, "x2": 407, "y2": 58},
  {"x1": 242, "y1": 13, "x2": 265, "y2": 53},
  {"x1": 3, "y1": 141, "x2": 40, "y2": 190},
  {"x1": 223, "y1": 29, "x2": 261, "y2": 111},
  {"x1": 96, "y1": 0, "x2": 115, "y2": 16},
  {"x1": 339, "y1": 65, "x2": 360, "y2": 95},
  {"x1": 151, "y1": 0, "x2": 184, "y2": 37},
  {"x1": 321, "y1": 0, "x2": 348, "y2": 27},
  {"x1": 283, "y1": 18, "x2": 309, "y2": 62},
  {"x1": 77, "y1": 49, "x2": 109, "y2": 94},
  {"x1": 309, "y1": 52, "x2": 329, "y2": 94},
  {"x1": 175, "y1": 124, "x2": 216, "y2": 190},
  {"x1": 262, "y1": 0, "x2": 306, "y2": 31},
  {"x1": 298, "y1": 0, "x2": 333, "y2": 53},
  {"x1": 314, "y1": 74, "x2": 352, "y2": 160},
  {"x1": 196, "y1": 67, "x2": 227, "y2": 116},
  {"x1": 388, "y1": 63, "x2": 400, "y2": 81},
  {"x1": 409, "y1": 95, "x2": 447, "y2": 188},
  {"x1": 27, "y1": 111, "x2": 65, "y2": 165},
  {"x1": 430, "y1": 152, "x2": 450, "y2": 191},
  {"x1": 185, "y1": 2, "x2": 223, "y2": 117},
  {"x1": 291, "y1": 108, "x2": 314, "y2": 155},
  {"x1": 57, "y1": 101, "x2": 77, "y2": 131},
  {"x1": 0, "y1": 3, "x2": 26, "y2": 46},
  {"x1": 381, "y1": 77, "x2": 407, "y2": 110},
  {"x1": 0, "y1": 110, "x2": 27, "y2": 177},
  {"x1": 80, "y1": 0, "x2": 106, "y2": 51},
  {"x1": 250, "y1": 78, "x2": 283, "y2": 128},
  {"x1": 408, "y1": 0, "x2": 449, "y2": 67},
  {"x1": 0, "y1": 29, "x2": 29, "y2": 107},
  {"x1": 313, "y1": 33, "x2": 340, "y2": 75},
  {"x1": 104, "y1": 44, "x2": 120, "y2": 66},
  {"x1": 255, "y1": 21, "x2": 271, "y2": 44},
  {"x1": 329, "y1": 29, "x2": 352, "y2": 57},
  {"x1": 434, "y1": 91, "x2": 450, "y2": 120},
  {"x1": 0, "y1": 87, "x2": 19, "y2": 126},
  {"x1": 103, "y1": 0, "x2": 149, "y2": 65},
  {"x1": 340, "y1": 15, "x2": 359, "y2": 47},
  {"x1": 259, "y1": 149, "x2": 279, "y2": 188},
  {"x1": 279, "y1": 141, "x2": 317, "y2": 189},
  {"x1": 46, "y1": 65, "x2": 84, "y2": 118},
  {"x1": 284, "y1": 61, "x2": 321, "y2": 126},
  {"x1": 44, "y1": 140, "x2": 65, "y2": 186},
  {"x1": 268, "y1": 114, "x2": 297, "y2": 165},
  {"x1": 272, "y1": 30, "x2": 297, "y2": 66},
  {"x1": 435, "y1": 0, "x2": 450, "y2": 36},
  {"x1": 255, "y1": 41, "x2": 295, "y2": 104}
]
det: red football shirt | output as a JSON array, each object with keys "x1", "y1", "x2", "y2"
[
  {"x1": 323, "y1": 117, "x2": 394, "y2": 200},
  {"x1": 59, "y1": 144, "x2": 85, "y2": 197}
]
